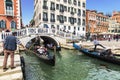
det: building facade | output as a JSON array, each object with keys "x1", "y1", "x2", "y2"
[
  {"x1": 34, "y1": 0, "x2": 86, "y2": 36},
  {"x1": 108, "y1": 11, "x2": 120, "y2": 34},
  {"x1": 86, "y1": 10, "x2": 109, "y2": 36},
  {"x1": 0, "y1": 0, "x2": 22, "y2": 31},
  {"x1": 108, "y1": 19, "x2": 120, "y2": 34}
]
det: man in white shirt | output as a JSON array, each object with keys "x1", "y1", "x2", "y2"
[{"x1": 93, "y1": 37, "x2": 106, "y2": 51}]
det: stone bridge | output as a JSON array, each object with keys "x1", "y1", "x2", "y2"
[{"x1": 0, "y1": 27, "x2": 81, "y2": 48}]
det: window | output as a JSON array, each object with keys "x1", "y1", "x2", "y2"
[
  {"x1": 82, "y1": 10, "x2": 86, "y2": 17},
  {"x1": 68, "y1": 0, "x2": 71, "y2": 4},
  {"x1": 78, "y1": 27, "x2": 80, "y2": 31},
  {"x1": 82, "y1": 2, "x2": 85, "y2": 8},
  {"x1": 6, "y1": 0, "x2": 13, "y2": 10},
  {"x1": 56, "y1": 4, "x2": 59, "y2": 9},
  {"x1": 64, "y1": 16, "x2": 67, "y2": 22},
  {"x1": 6, "y1": 0, "x2": 13, "y2": 15},
  {"x1": 74, "y1": 0, "x2": 77, "y2": 5},
  {"x1": 0, "y1": 20, "x2": 6, "y2": 28},
  {"x1": 50, "y1": 13, "x2": 55, "y2": 22},
  {"x1": 50, "y1": 2, "x2": 55, "y2": 10},
  {"x1": 43, "y1": 12, "x2": 48, "y2": 21},
  {"x1": 11, "y1": 21, "x2": 16, "y2": 29},
  {"x1": 78, "y1": 18, "x2": 81, "y2": 25},
  {"x1": 43, "y1": 0, "x2": 47, "y2": 6},
  {"x1": 60, "y1": 4, "x2": 64, "y2": 12},
  {"x1": 82, "y1": 19, "x2": 85, "y2": 26},
  {"x1": 57, "y1": 25, "x2": 59, "y2": 29},
  {"x1": 78, "y1": 9, "x2": 81, "y2": 16},
  {"x1": 78, "y1": 1, "x2": 80, "y2": 6}
]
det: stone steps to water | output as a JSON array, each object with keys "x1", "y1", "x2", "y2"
[{"x1": 0, "y1": 55, "x2": 23, "y2": 80}]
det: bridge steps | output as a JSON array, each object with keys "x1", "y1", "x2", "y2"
[{"x1": 0, "y1": 55, "x2": 23, "y2": 80}]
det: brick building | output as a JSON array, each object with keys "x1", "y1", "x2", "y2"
[
  {"x1": 0, "y1": 0, "x2": 22, "y2": 32},
  {"x1": 86, "y1": 10, "x2": 109, "y2": 36}
]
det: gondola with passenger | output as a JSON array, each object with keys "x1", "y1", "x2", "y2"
[
  {"x1": 26, "y1": 40, "x2": 55, "y2": 66},
  {"x1": 33, "y1": 45, "x2": 55, "y2": 66},
  {"x1": 73, "y1": 42, "x2": 120, "y2": 65}
]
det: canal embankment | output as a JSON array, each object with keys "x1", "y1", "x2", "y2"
[{"x1": 61, "y1": 40, "x2": 120, "y2": 55}]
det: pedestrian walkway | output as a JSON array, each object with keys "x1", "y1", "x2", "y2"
[{"x1": 0, "y1": 55, "x2": 23, "y2": 80}]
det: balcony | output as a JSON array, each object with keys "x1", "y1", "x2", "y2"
[
  {"x1": 50, "y1": 19, "x2": 55, "y2": 22},
  {"x1": 43, "y1": 5, "x2": 48, "y2": 10},
  {"x1": 59, "y1": 20, "x2": 64, "y2": 23},
  {"x1": 43, "y1": 18, "x2": 48, "y2": 21},
  {"x1": 6, "y1": 10, "x2": 13, "y2": 16},
  {"x1": 71, "y1": 12, "x2": 74, "y2": 15},
  {"x1": 50, "y1": 7, "x2": 55, "y2": 11}
]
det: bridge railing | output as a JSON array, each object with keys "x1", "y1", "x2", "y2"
[{"x1": 0, "y1": 27, "x2": 81, "y2": 42}]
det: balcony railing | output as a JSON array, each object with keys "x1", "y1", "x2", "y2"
[
  {"x1": 43, "y1": 6, "x2": 48, "y2": 10},
  {"x1": 6, "y1": 10, "x2": 13, "y2": 16}
]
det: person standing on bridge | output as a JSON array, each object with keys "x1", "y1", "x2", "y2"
[{"x1": 3, "y1": 32, "x2": 25, "y2": 71}]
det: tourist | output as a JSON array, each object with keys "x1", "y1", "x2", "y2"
[
  {"x1": 3, "y1": 32, "x2": 25, "y2": 72},
  {"x1": 93, "y1": 37, "x2": 106, "y2": 51},
  {"x1": 37, "y1": 45, "x2": 47, "y2": 55}
]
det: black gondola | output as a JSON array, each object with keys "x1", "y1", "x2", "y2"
[
  {"x1": 26, "y1": 39, "x2": 55, "y2": 66},
  {"x1": 73, "y1": 43, "x2": 120, "y2": 65},
  {"x1": 33, "y1": 50, "x2": 55, "y2": 66}
]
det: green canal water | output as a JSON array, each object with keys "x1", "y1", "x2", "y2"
[{"x1": 22, "y1": 48, "x2": 120, "y2": 80}]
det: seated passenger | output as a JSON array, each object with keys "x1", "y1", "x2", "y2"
[
  {"x1": 100, "y1": 49, "x2": 113, "y2": 57},
  {"x1": 37, "y1": 46, "x2": 48, "y2": 55}
]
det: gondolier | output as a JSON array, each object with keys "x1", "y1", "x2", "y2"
[{"x1": 93, "y1": 37, "x2": 106, "y2": 51}]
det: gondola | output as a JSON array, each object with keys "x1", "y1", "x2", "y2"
[
  {"x1": 73, "y1": 43, "x2": 120, "y2": 65},
  {"x1": 33, "y1": 49, "x2": 55, "y2": 66},
  {"x1": 26, "y1": 39, "x2": 55, "y2": 66}
]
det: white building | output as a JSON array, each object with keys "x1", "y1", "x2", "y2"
[
  {"x1": 34, "y1": 0, "x2": 86, "y2": 36},
  {"x1": 108, "y1": 18, "x2": 120, "y2": 34}
]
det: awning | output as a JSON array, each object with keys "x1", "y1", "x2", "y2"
[{"x1": 44, "y1": 24, "x2": 49, "y2": 28}]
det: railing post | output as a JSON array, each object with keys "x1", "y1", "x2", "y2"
[
  {"x1": 26, "y1": 28, "x2": 29, "y2": 36},
  {"x1": 36, "y1": 28, "x2": 38, "y2": 34}
]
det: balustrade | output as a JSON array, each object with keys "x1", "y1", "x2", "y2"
[{"x1": 0, "y1": 27, "x2": 80, "y2": 42}]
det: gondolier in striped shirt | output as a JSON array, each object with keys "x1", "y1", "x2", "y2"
[{"x1": 93, "y1": 37, "x2": 106, "y2": 51}]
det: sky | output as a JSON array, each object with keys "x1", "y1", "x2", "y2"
[{"x1": 21, "y1": 0, "x2": 120, "y2": 26}]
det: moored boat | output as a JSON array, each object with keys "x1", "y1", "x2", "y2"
[{"x1": 73, "y1": 43, "x2": 120, "y2": 65}]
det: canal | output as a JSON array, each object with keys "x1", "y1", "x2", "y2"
[{"x1": 21, "y1": 48, "x2": 120, "y2": 80}]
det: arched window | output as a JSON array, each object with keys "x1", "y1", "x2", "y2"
[
  {"x1": 0, "y1": 20, "x2": 6, "y2": 28},
  {"x1": 6, "y1": 0, "x2": 13, "y2": 10},
  {"x1": 11, "y1": 21, "x2": 16, "y2": 29}
]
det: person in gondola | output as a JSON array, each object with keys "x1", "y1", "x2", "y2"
[
  {"x1": 93, "y1": 37, "x2": 106, "y2": 51},
  {"x1": 37, "y1": 45, "x2": 48, "y2": 56},
  {"x1": 100, "y1": 49, "x2": 114, "y2": 57}
]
